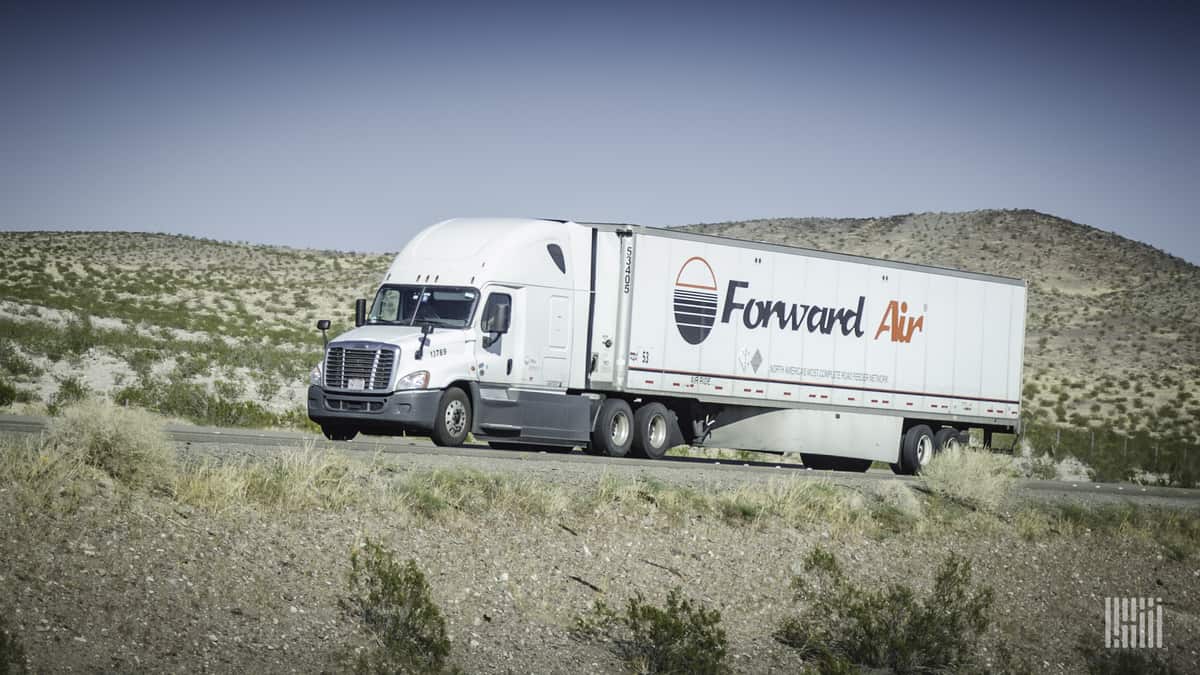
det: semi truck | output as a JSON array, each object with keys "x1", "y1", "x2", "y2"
[{"x1": 308, "y1": 217, "x2": 1026, "y2": 474}]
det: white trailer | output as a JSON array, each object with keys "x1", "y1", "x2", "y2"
[{"x1": 308, "y1": 217, "x2": 1025, "y2": 473}]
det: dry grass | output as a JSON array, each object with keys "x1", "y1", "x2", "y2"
[
  {"x1": 173, "y1": 443, "x2": 371, "y2": 513},
  {"x1": 920, "y1": 447, "x2": 1017, "y2": 512},
  {"x1": 45, "y1": 398, "x2": 176, "y2": 490},
  {"x1": 2, "y1": 399, "x2": 1194, "y2": 561}
]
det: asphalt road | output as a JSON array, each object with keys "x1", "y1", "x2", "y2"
[{"x1": 3, "y1": 414, "x2": 1198, "y2": 509}]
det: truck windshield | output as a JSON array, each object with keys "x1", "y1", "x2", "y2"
[{"x1": 368, "y1": 285, "x2": 479, "y2": 328}]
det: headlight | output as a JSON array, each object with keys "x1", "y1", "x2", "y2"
[
  {"x1": 395, "y1": 370, "x2": 430, "y2": 390},
  {"x1": 310, "y1": 362, "x2": 323, "y2": 386}
]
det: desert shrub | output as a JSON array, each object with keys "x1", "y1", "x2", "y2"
[
  {"x1": 115, "y1": 376, "x2": 279, "y2": 428},
  {"x1": 0, "y1": 340, "x2": 39, "y2": 377},
  {"x1": 62, "y1": 313, "x2": 98, "y2": 356},
  {"x1": 575, "y1": 588, "x2": 728, "y2": 675},
  {"x1": 0, "y1": 379, "x2": 34, "y2": 408},
  {"x1": 777, "y1": 547, "x2": 993, "y2": 673},
  {"x1": 920, "y1": 446, "x2": 1016, "y2": 511},
  {"x1": 46, "y1": 398, "x2": 175, "y2": 490},
  {"x1": 46, "y1": 375, "x2": 89, "y2": 415},
  {"x1": 344, "y1": 540, "x2": 453, "y2": 674},
  {"x1": 1, "y1": 612, "x2": 28, "y2": 675}
]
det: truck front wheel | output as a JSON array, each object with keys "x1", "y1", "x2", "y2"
[
  {"x1": 589, "y1": 398, "x2": 633, "y2": 457},
  {"x1": 432, "y1": 387, "x2": 472, "y2": 447}
]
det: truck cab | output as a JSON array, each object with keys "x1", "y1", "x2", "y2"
[{"x1": 307, "y1": 217, "x2": 598, "y2": 448}]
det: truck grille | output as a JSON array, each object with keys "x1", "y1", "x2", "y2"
[{"x1": 324, "y1": 345, "x2": 396, "y2": 391}]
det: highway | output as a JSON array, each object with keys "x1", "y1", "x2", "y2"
[{"x1": 3, "y1": 414, "x2": 1197, "y2": 508}]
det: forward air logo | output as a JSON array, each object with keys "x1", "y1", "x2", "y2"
[
  {"x1": 673, "y1": 257, "x2": 718, "y2": 345},
  {"x1": 874, "y1": 300, "x2": 925, "y2": 343}
]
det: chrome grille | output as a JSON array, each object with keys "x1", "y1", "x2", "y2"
[{"x1": 324, "y1": 345, "x2": 396, "y2": 391}]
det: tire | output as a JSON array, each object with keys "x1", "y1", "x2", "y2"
[
  {"x1": 322, "y1": 425, "x2": 357, "y2": 442},
  {"x1": 588, "y1": 398, "x2": 633, "y2": 457},
  {"x1": 802, "y1": 453, "x2": 872, "y2": 472},
  {"x1": 432, "y1": 387, "x2": 471, "y2": 447},
  {"x1": 631, "y1": 402, "x2": 673, "y2": 459},
  {"x1": 934, "y1": 427, "x2": 963, "y2": 453},
  {"x1": 897, "y1": 424, "x2": 935, "y2": 475}
]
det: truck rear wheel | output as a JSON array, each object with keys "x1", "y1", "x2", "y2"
[
  {"x1": 589, "y1": 398, "x2": 633, "y2": 457},
  {"x1": 631, "y1": 402, "x2": 672, "y2": 459},
  {"x1": 432, "y1": 387, "x2": 472, "y2": 447},
  {"x1": 896, "y1": 424, "x2": 935, "y2": 475}
]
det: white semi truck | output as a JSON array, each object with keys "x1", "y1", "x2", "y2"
[{"x1": 308, "y1": 217, "x2": 1025, "y2": 474}]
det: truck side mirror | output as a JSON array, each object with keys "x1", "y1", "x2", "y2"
[
  {"x1": 354, "y1": 298, "x2": 367, "y2": 327},
  {"x1": 316, "y1": 319, "x2": 330, "y2": 348}
]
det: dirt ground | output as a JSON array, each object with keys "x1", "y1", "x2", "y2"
[{"x1": 2, "y1": 434, "x2": 1199, "y2": 673}]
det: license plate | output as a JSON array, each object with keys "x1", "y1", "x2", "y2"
[{"x1": 347, "y1": 378, "x2": 366, "y2": 391}]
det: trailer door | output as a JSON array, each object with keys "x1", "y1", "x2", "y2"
[{"x1": 586, "y1": 229, "x2": 625, "y2": 389}]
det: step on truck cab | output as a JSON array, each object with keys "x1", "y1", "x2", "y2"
[{"x1": 308, "y1": 217, "x2": 1026, "y2": 474}]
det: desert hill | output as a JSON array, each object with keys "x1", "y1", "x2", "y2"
[{"x1": 1, "y1": 211, "x2": 1197, "y2": 482}]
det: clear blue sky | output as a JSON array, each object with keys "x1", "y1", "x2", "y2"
[{"x1": 2, "y1": 0, "x2": 1198, "y2": 261}]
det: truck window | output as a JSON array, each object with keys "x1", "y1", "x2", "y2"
[
  {"x1": 480, "y1": 293, "x2": 512, "y2": 333},
  {"x1": 368, "y1": 285, "x2": 478, "y2": 328}
]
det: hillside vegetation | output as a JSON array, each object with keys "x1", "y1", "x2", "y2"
[
  {"x1": 0, "y1": 231, "x2": 388, "y2": 427},
  {"x1": 1, "y1": 211, "x2": 1197, "y2": 483},
  {"x1": 682, "y1": 210, "x2": 1200, "y2": 483}
]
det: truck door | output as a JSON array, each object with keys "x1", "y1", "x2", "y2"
[{"x1": 475, "y1": 288, "x2": 519, "y2": 387}]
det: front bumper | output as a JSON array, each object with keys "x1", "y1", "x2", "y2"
[{"x1": 307, "y1": 385, "x2": 441, "y2": 433}]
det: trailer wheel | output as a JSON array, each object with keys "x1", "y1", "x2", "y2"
[
  {"x1": 934, "y1": 427, "x2": 963, "y2": 453},
  {"x1": 897, "y1": 424, "x2": 935, "y2": 475},
  {"x1": 589, "y1": 398, "x2": 633, "y2": 457},
  {"x1": 321, "y1": 425, "x2": 357, "y2": 442},
  {"x1": 632, "y1": 402, "x2": 673, "y2": 459},
  {"x1": 432, "y1": 387, "x2": 472, "y2": 447}
]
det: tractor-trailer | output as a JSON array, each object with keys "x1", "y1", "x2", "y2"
[{"x1": 308, "y1": 217, "x2": 1025, "y2": 474}]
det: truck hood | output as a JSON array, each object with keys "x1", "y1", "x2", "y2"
[{"x1": 329, "y1": 324, "x2": 458, "y2": 350}]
